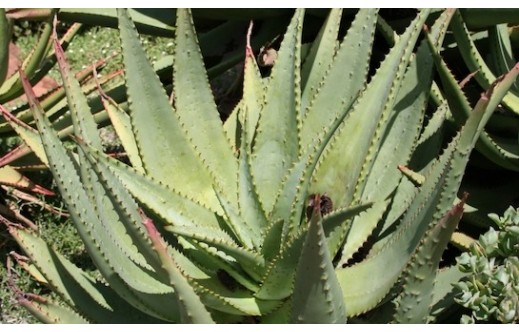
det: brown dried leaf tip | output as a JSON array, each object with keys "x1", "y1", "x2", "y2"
[{"x1": 305, "y1": 194, "x2": 333, "y2": 221}]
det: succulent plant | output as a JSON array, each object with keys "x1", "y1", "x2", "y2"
[
  {"x1": 455, "y1": 206, "x2": 519, "y2": 323},
  {"x1": 1, "y1": 8, "x2": 519, "y2": 323}
]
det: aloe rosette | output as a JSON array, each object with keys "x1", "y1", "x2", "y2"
[{"x1": 2, "y1": 8, "x2": 519, "y2": 323}]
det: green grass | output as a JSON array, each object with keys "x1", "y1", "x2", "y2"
[
  {"x1": 51, "y1": 24, "x2": 174, "y2": 80},
  {"x1": 0, "y1": 22, "x2": 174, "y2": 324}
]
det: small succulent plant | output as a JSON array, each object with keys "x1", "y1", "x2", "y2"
[
  {"x1": 456, "y1": 206, "x2": 519, "y2": 323},
  {"x1": 1, "y1": 8, "x2": 518, "y2": 323}
]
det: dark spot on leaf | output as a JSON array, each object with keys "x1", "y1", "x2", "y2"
[{"x1": 306, "y1": 194, "x2": 333, "y2": 220}]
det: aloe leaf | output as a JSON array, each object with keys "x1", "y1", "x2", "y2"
[
  {"x1": 141, "y1": 215, "x2": 215, "y2": 323},
  {"x1": 272, "y1": 83, "x2": 363, "y2": 240},
  {"x1": 236, "y1": 110, "x2": 268, "y2": 248},
  {"x1": 428, "y1": 266, "x2": 466, "y2": 322},
  {"x1": 19, "y1": 295, "x2": 90, "y2": 324},
  {"x1": 56, "y1": 9, "x2": 174, "y2": 34},
  {"x1": 291, "y1": 195, "x2": 347, "y2": 323},
  {"x1": 392, "y1": 197, "x2": 465, "y2": 323},
  {"x1": 336, "y1": 133, "x2": 456, "y2": 317},
  {"x1": 77, "y1": 142, "x2": 158, "y2": 274},
  {"x1": 53, "y1": 25, "x2": 102, "y2": 150},
  {"x1": 488, "y1": 24, "x2": 518, "y2": 93},
  {"x1": 98, "y1": 88, "x2": 144, "y2": 173},
  {"x1": 0, "y1": 165, "x2": 53, "y2": 195},
  {"x1": 192, "y1": 278, "x2": 279, "y2": 317},
  {"x1": 0, "y1": 105, "x2": 48, "y2": 165},
  {"x1": 459, "y1": 8, "x2": 519, "y2": 30},
  {"x1": 356, "y1": 11, "x2": 454, "y2": 251},
  {"x1": 251, "y1": 9, "x2": 304, "y2": 213},
  {"x1": 81, "y1": 143, "x2": 222, "y2": 230},
  {"x1": 300, "y1": 9, "x2": 378, "y2": 151},
  {"x1": 174, "y1": 8, "x2": 238, "y2": 204},
  {"x1": 167, "y1": 223, "x2": 265, "y2": 281},
  {"x1": 300, "y1": 8, "x2": 342, "y2": 106},
  {"x1": 177, "y1": 237, "x2": 260, "y2": 293},
  {"x1": 117, "y1": 8, "x2": 219, "y2": 210},
  {"x1": 78, "y1": 142, "x2": 172, "y2": 275},
  {"x1": 241, "y1": 26, "x2": 264, "y2": 147},
  {"x1": 214, "y1": 177, "x2": 257, "y2": 249},
  {"x1": 221, "y1": 24, "x2": 265, "y2": 154},
  {"x1": 256, "y1": 202, "x2": 367, "y2": 301},
  {"x1": 255, "y1": 225, "x2": 308, "y2": 300},
  {"x1": 339, "y1": 199, "x2": 389, "y2": 265},
  {"x1": 310, "y1": 10, "x2": 430, "y2": 209},
  {"x1": 261, "y1": 300, "x2": 291, "y2": 323},
  {"x1": 336, "y1": 60, "x2": 519, "y2": 317},
  {"x1": 146, "y1": 238, "x2": 277, "y2": 322},
  {"x1": 0, "y1": 14, "x2": 53, "y2": 102},
  {"x1": 10, "y1": 227, "x2": 164, "y2": 323},
  {"x1": 359, "y1": 9, "x2": 454, "y2": 204},
  {"x1": 260, "y1": 218, "x2": 284, "y2": 261},
  {"x1": 429, "y1": 27, "x2": 519, "y2": 171},
  {"x1": 0, "y1": 53, "x2": 112, "y2": 134},
  {"x1": 0, "y1": 9, "x2": 9, "y2": 86},
  {"x1": 21, "y1": 71, "x2": 184, "y2": 322},
  {"x1": 322, "y1": 202, "x2": 373, "y2": 258},
  {"x1": 451, "y1": 10, "x2": 519, "y2": 114},
  {"x1": 411, "y1": 102, "x2": 449, "y2": 172}
]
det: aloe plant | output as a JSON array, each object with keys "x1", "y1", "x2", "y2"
[{"x1": 2, "y1": 8, "x2": 519, "y2": 323}]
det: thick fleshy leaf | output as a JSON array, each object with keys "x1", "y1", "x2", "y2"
[
  {"x1": 256, "y1": 202, "x2": 367, "y2": 301},
  {"x1": 21, "y1": 70, "x2": 182, "y2": 322},
  {"x1": 336, "y1": 59, "x2": 519, "y2": 317},
  {"x1": 0, "y1": 165, "x2": 53, "y2": 195},
  {"x1": 291, "y1": 195, "x2": 347, "y2": 323},
  {"x1": 451, "y1": 10, "x2": 519, "y2": 115},
  {"x1": 53, "y1": 22, "x2": 102, "y2": 150},
  {"x1": 310, "y1": 10, "x2": 430, "y2": 209},
  {"x1": 300, "y1": 9, "x2": 378, "y2": 151},
  {"x1": 117, "y1": 8, "x2": 219, "y2": 210},
  {"x1": 10, "y1": 227, "x2": 164, "y2": 323},
  {"x1": 392, "y1": 197, "x2": 465, "y2": 323},
  {"x1": 0, "y1": 16, "x2": 53, "y2": 102},
  {"x1": 80, "y1": 142, "x2": 223, "y2": 229},
  {"x1": 19, "y1": 296, "x2": 90, "y2": 324},
  {"x1": 141, "y1": 215, "x2": 215, "y2": 323},
  {"x1": 251, "y1": 9, "x2": 304, "y2": 213},
  {"x1": 300, "y1": 8, "x2": 342, "y2": 106},
  {"x1": 359, "y1": 9, "x2": 453, "y2": 203},
  {"x1": 173, "y1": 9, "x2": 238, "y2": 205},
  {"x1": 236, "y1": 110, "x2": 268, "y2": 248},
  {"x1": 98, "y1": 88, "x2": 144, "y2": 173},
  {"x1": 429, "y1": 28, "x2": 519, "y2": 171}
]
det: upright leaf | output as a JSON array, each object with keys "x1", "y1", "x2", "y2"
[
  {"x1": 251, "y1": 9, "x2": 304, "y2": 213},
  {"x1": 291, "y1": 195, "x2": 347, "y2": 323},
  {"x1": 174, "y1": 8, "x2": 238, "y2": 204},
  {"x1": 310, "y1": 10, "x2": 430, "y2": 208},
  {"x1": 117, "y1": 8, "x2": 218, "y2": 210},
  {"x1": 300, "y1": 9, "x2": 378, "y2": 151}
]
